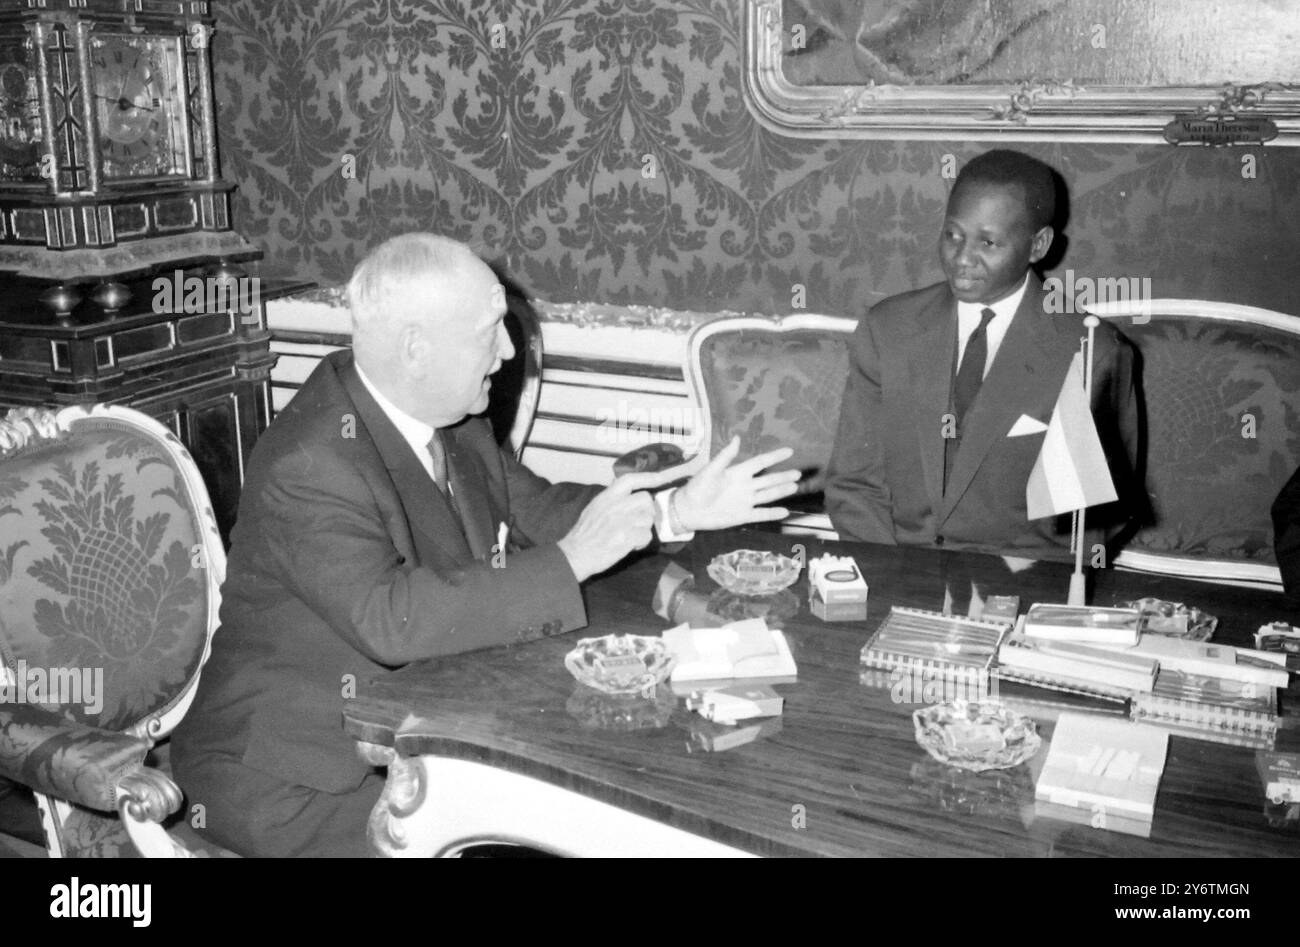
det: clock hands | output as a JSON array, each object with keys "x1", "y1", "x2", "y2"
[{"x1": 94, "y1": 93, "x2": 156, "y2": 113}]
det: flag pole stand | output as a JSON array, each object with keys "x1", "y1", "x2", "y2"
[{"x1": 1067, "y1": 316, "x2": 1101, "y2": 606}]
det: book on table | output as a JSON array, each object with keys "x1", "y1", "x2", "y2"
[
  {"x1": 1035, "y1": 713, "x2": 1169, "y2": 825},
  {"x1": 663, "y1": 619, "x2": 797, "y2": 684}
]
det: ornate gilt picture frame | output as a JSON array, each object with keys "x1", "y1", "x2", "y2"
[{"x1": 743, "y1": 0, "x2": 1300, "y2": 144}]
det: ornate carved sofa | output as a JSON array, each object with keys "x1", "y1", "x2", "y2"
[{"x1": 680, "y1": 299, "x2": 1298, "y2": 589}]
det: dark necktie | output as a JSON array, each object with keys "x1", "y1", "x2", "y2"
[
  {"x1": 953, "y1": 307, "x2": 996, "y2": 424},
  {"x1": 945, "y1": 307, "x2": 996, "y2": 493}
]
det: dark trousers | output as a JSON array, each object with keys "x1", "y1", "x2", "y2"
[{"x1": 174, "y1": 752, "x2": 383, "y2": 857}]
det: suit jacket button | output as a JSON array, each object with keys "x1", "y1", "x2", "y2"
[{"x1": 935, "y1": 535, "x2": 945, "y2": 546}]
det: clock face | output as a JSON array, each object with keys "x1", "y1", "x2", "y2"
[
  {"x1": 0, "y1": 34, "x2": 41, "y2": 181},
  {"x1": 91, "y1": 33, "x2": 188, "y2": 181}
]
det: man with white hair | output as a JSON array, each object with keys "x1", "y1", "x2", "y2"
[{"x1": 171, "y1": 233, "x2": 799, "y2": 856}]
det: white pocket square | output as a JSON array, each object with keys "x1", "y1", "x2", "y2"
[{"x1": 1007, "y1": 414, "x2": 1049, "y2": 437}]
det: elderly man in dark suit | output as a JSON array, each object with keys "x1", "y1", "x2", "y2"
[
  {"x1": 171, "y1": 233, "x2": 800, "y2": 856},
  {"x1": 827, "y1": 150, "x2": 1140, "y2": 560}
]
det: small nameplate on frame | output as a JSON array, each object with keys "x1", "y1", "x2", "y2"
[{"x1": 1163, "y1": 115, "x2": 1278, "y2": 146}]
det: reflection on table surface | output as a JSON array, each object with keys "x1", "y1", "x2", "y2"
[{"x1": 343, "y1": 528, "x2": 1300, "y2": 857}]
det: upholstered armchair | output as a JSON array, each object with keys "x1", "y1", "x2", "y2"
[
  {"x1": 1089, "y1": 299, "x2": 1300, "y2": 589},
  {"x1": 685, "y1": 314, "x2": 857, "y2": 490},
  {"x1": 0, "y1": 404, "x2": 232, "y2": 857},
  {"x1": 610, "y1": 314, "x2": 856, "y2": 530}
]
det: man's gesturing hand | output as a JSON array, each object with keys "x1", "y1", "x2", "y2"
[
  {"x1": 557, "y1": 467, "x2": 683, "y2": 582},
  {"x1": 673, "y1": 437, "x2": 801, "y2": 531}
]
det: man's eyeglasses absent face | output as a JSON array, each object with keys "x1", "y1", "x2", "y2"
[
  {"x1": 403, "y1": 258, "x2": 515, "y2": 425},
  {"x1": 939, "y1": 181, "x2": 1052, "y2": 306}
]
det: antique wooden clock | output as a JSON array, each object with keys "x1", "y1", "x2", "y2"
[
  {"x1": 0, "y1": 0, "x2": 258, "y2": 284},
  {"x1": 0, "y1": 0, "x2": 286, "y2": 545}
]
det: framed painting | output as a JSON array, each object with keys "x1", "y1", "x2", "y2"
[{"x1": 743, "y1": 0, "x2": 1300, "y2": 144}]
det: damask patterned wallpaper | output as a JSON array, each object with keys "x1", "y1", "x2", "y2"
[{"x1": 211, "y1": 0, "x2": 1300, "y2": 317}]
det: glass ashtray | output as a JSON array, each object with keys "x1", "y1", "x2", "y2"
[
  {"x1": 1120, "y1": 597, "x2": 1218, "y2": 641},
  {"x1": 565, "y1": 684, "x2": 676, "y2": 732},
  {"x1": 707, "y1": 549, "x2": 803, "y2": 595},
  {"x1": 912, "y1": 700, "x2": 1041, "y2": 772},
  {"x1": 563, "y1": 633, "x2": 676, "y2": 696}
]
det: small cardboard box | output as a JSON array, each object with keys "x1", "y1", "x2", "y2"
[
  {"x1": 810, "y1": 588, "x2": 867, "y2": 622},
  {"x1": 686, "y1": 683, "x2": 784, "y2": 724},
  {"x1": 809, "y1": 554, "x2": 869, "y2": 603},
  {"x1": 1257, "y1": 752, "x2": 1300, "y2": 804}
]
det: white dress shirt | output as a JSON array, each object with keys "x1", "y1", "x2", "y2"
[
  {"x1": 355, "y1": 364, "x2": 442, "y2": 487},
  {"x1": 955, "y1": 273, "x2": 1029, "y2": 378}
]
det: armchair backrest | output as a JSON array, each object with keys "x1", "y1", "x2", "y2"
[
  {"x1": 686, "y1": 314, "x2": 858, "y2": 494},
  {"x1": 0, "y1": 405, "x2": 224, "y2": 740},
  {"x1": 489, "y1": 296, "x2": 545, "y2": 458},
  {"x1": 1089, "y1": 299, "x2": 1300, "y2": 583}
]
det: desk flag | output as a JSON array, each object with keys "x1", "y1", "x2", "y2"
[{"x1": 1026, "y1": 351, "x2": 1117, "y2": 519}]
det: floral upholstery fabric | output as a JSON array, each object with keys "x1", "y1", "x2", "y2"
[
  {"x1": 697, "y1": 329, "x2": 850, "y2": 494},
  {"x1": 49, "y1": 737, "x2": 237, "y2": 858},
  {"x1": 0, "y1": 702, "x2": 149, "y2": 812},
  {"x1": 0, "y1": 417, "x2": 209, "y2": 734},
  {"x1": 59, "y1": 792, "x2": 239, "y2": 858},
  {"x1": 1124, "y1": 317, "x2": 1300, "y2": 562}
]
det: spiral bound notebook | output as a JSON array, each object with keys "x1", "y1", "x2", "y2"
[
  {"x1": 1131, "y1": 668, "x2": 1280, "y2": 741},
  {"x1": 859, "y1": 606, "x2": 1012, "y2": 675}
]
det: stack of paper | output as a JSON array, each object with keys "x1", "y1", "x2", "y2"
[{"x1": 1035, "y1": 713, "x2": 1169, "y2": 836}]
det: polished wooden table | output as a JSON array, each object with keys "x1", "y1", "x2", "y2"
[{"x1": 342, "y1": 530, "x2": 1300, "y2": 857}]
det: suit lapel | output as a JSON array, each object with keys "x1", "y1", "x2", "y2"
[
  {"x1": 938, "y1": 280, "x2": 1060, "y2": 524},
  {"x1": 442, "y1": 423, "x2": 499, "y2": 561},
  {"x1": 909, "y1": 289, "x2": 956, "y2": 519},
  {"x1": 338, "y1": 357, "x2": 474, "y2": 561}
]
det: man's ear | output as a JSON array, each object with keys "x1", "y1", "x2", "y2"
[
  {"x1": 1028, "y1": 225, "x2": 1054, "y2": 265},
  {"x1": 397, "y1": 323, "x2": 428, "y2": 375}
]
